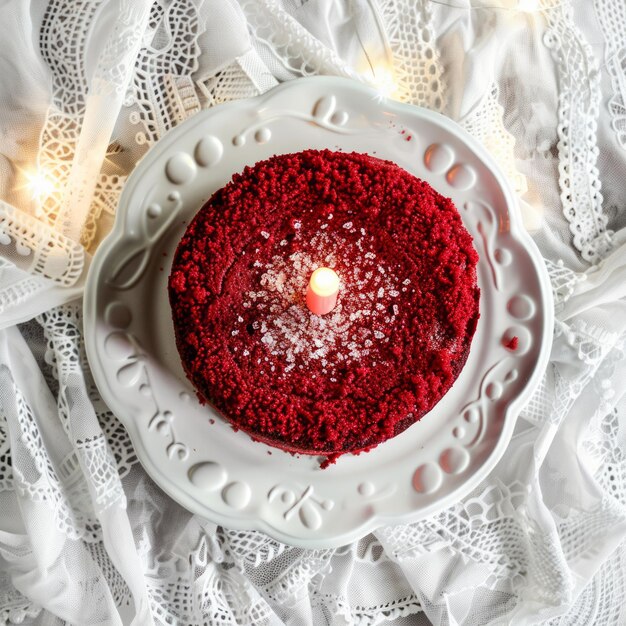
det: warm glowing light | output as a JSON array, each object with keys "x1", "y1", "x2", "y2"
[
  {"x1": 309, "y1": 267, "x2": 340, "y2": 297},
  {"x1": 306, "y1": 267, "x2": 340, "y2": 315},
  {"x1": 370, "y1": 67, "x2": 400, "y2": 100},
  {"x1": 518, "y1": 0, "x2": 539, "y2": 11},
  {"x1": 23, "y1": 169, "x2": 55, "y2": 200}
]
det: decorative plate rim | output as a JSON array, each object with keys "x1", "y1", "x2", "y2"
[{"x1": 84, "y1": 76, "x2": 554, "y2": 548}]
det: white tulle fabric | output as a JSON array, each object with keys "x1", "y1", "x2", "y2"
[{"x1": 0, "y1": 0, "x2": 625, "y2": 624}]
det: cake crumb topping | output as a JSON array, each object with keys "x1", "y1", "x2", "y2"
[{"x1": 168, "y1": 150, "x2": 480, "y2": 462}]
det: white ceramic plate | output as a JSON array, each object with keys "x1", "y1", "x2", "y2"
[{"x1": 84, "y1": 76, "x2": 553, "y2": 548}]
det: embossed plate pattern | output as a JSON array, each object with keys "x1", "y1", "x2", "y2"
[{"x1": 84, "y1": 77, "x2": 553, "y2": 548}]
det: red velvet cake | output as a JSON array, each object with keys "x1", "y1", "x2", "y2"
[{"x1": 168, "y1": 150, "x2": 480, "y2": 466}]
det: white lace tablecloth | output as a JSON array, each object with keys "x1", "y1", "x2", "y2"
[{"x1": 1, "y1": 1, "x2": 625, "y2": 624}]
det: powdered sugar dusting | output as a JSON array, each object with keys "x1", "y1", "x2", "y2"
[{"x1": 240, "y1": 225, "x2": 405, "y2": 377}]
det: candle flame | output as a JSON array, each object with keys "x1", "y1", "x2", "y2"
[{"x1": 309, "y1": 267, "x2": 340, "y2": 297}]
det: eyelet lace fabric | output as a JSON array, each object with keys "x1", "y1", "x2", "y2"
[
  {"x1": 593, "y1": 0, "x2": 626, "y2": 151},
  {"x1": 542, "y1": 0, "x2": 613, "y2": 263},
  {"x1": 239, "y1": 0, "x2": 357, "y2": 79},
  {"x1": 375, "y1": 0, "x2": 445, "y2": 110},
  {"x1": 0, "y1": 0, "x2": 625, "y2": 624},
  {"x1": 129, "y1": 0, "x2": 204, "y2": 149}
]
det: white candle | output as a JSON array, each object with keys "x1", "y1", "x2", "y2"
[{"x1": 306, "y1": 267, "x2": 340, "y2": 315}]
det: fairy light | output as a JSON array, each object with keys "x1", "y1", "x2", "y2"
[
  {"x1": 370, "y1": 67, "x2": 400, "y2": 101},
  {"x1": 23, "y1": 168, "x2": 56, "y2": 200},
  {"x1": 518, "y1": 0, "x2": 539, "y2": 11}
]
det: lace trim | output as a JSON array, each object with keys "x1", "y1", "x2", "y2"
[
  {"x1": 377, "y1": 479, "x2": 574, "y2": 602},
  {"x1": 130, "y1": 0, "x2": 205, "y2": 148},
  {"x1": 589, "y1": 410, "x2": 626, "y2": 502},
  {"x1": 580, "y1": 331, "x2": 625, "y2": 495},
  {"x1": 315, "y1": 592, "x2": 423, "y2": 626},
  {"x1": 74, "y1": 434, "x2": 126, "y2": 511},
  {"x1": 140, "y1": 531, "x2": 276, "y2": 625},
  {"x1": 593, "y1": 0, "x2": 626, "y2": 150},
  {"x1": 0, "y1": 366, "x2": 99, "y2": 541},
  {"x1": 0, "y1": 564, "x2": 42, "y2": 623},
  {"x1": 0, "y1": 402, "x2": 11, "y2": 492},
  {"x1": 0, "y1": 199, "x2": 87, "y2": 327},
  {"x1": 375, "y1": 0, "x2": 445, "y2": 110},
  {"x1": 94, "y1": 408, "x2": 138, "y2": 482},
  {"x1": 38, "y1": 303, "x2": 84, "y2": 387},
  {"x1": 83, "y1": 174, "x2": 127, "y2": 253},
  {"x1": 0, "y1": 263, "x2": 51, "y2": 324},
  {"x1": 240, "y1": 0, "x2": 356, "y2": 78},
  {"x1": 38, "y1": 305, "x2": 135, "y2": 505},
  {"x1": 0, "y1": 201, "x2": 85, "y2": 286},
  {"x1": 544, "y1": 258, "x2": 586, "y2": 313},
  {"x1": 36, "y1": 304, "x2": 137, "y2": 482},
  {"x1": 523, "y1": 318, "x2": 624, "y2": 430},
  {"x1": 0, "y1": 596, "x2": 42, "y2": 626},
  {"x1": 561, "y1": 318, "x2": 621, "y2": 366},
  {"x1": 542, "y1": 0, "x2": 613, "y2": 262},
  {"x1": 251, "y1": 548, "x2": 335, "y2": 606}
]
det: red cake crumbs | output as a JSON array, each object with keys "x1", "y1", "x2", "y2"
[
  {"x1": 505, "y1": 336, "x2": 519, "y2": 350},
  {"x1": 169, "y1": 150, "x2": 480, "y2": 465}
]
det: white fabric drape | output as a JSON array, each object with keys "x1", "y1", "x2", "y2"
[{"x1": 0, "y1": 1, "x2": 625, "y2": 624}]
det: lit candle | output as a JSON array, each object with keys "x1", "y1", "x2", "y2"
[{"x1": 306, "y1": 267, "x2": 340, "y2": 315}]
